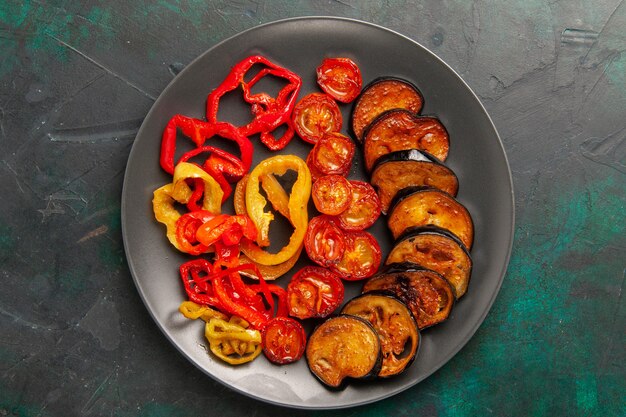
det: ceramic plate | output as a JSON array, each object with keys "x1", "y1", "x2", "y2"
[{"x1": 121, "y1": 17, "x2": 514, "y2": 409}]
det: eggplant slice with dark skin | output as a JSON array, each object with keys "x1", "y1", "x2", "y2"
[
  {"x1": 386, "y1": 226, "x2": 473, "y2": 299},
  {"x1": 370, "y1": 149, "x2": 459, "y2": 214},
  {"x1": 306, "y1": 314, "x2": 382, "y2": 390},
  {"x1": 351, "y1": 77, "x2": 424, "y2": 143},
  {"x1": 341, "y1": 292, "x2": 420, "y2": 378},
  {"x1": 362, "y1": 263, "x2": 455, "y2": 330},
  {"x1": 387, "y1": 186, "x2": 474, "y2": 250},
  {"x1": 362, "y1": 109, "x2": 450, "y2": 171}
]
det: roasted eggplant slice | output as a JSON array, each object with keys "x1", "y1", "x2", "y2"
[
  {"x1": 387, "y1": 186, "x2": 474, "y2": 249},
  {"x1": 351, "y1": 77, "x2": 424, "y2": 142},
  {"x1": 341, "y1": 292, "x2": 420, "y2": 378},
  {"x1": 362, "y1": 263, "x2": 455, "y2": 329},
  {"x1": 386, "y1": 226, "x2": 472, "y2": 298},
  {"x1": 370, "y1": 149, "x2": 459, "y2": 214},
  {"x1": 306, "y1": 314, "x2": 382, "y2": 389},
  {"x1": 362, "y1": 110, "x2": 450, "y2": 171}
]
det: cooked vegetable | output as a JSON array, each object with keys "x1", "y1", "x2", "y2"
[
  {"x1": 292, "y1": 92, "x2": 343, "y2": 144},
  {"x1": 363, "y1": 110, "x2": 450, "y2": 171},
  {"x1": 306, "y1": 132, "x2": 355, "y2": 180},
  {"x1": 206, "y1": 55, "x2": 302, "y2": 150},
  {"x1": 287, "y1": 266, "x2": 344, "y2": 319},
  {"x1": 387, "y1": 186, "x2": 474, "y2": 249},
  {"x1": 306, "y1": 315, "x2": 382, "y2": 389},
  {"x1": 341, "y1": 292, "x2": 420, "y2": 378},
  {"x1": 370, "y1": 149, "x2": 459, "y2": 214},
  {"x1": 261, "y1": 317, "x2": 307, "y2": 365},
  {"x1": 331, "y1": 230, "x2": 381, "y2": 281},
  {"x1": 175, "y1": 210, "x2": 217, "y2": 255},
  {"x1": 386, "y1": 226, "x2": 472, "y2": 298},
  {"x1": 336, "y1": 180, "x2": 381, "y2": 231},
  {"x1": 351, "y1": 77, "x2": 424, "y2": 142},
  {"x1": 362, "y1": 263, "x2": 455, "y2": 329},
  {"x1": 312, "y1": 175, "x2": 352, "y2": 216},
  {"x1": 316, "y1": 57, "x2": 362, "y2": 103},
  {"x1": 233, "y1": 175, "x2": 301, "y2": 280},
  {"x1": 304, "y1": 215, "x2": 346, "y2": 267},
  {"x1": 160, "y1": 115, "x2": 254, "y2": 201},
  {"x1": 179, "y1": 300, "x2": 229, "y2": 322},
  {"x1": 205, "y1": 317, "x2": 263, "y2": 365},
  {"x1": 241, "y1": 155, "x2": 312, "y2": 265},
  {"x1": 153, "y1": 162, "x2": 224, "y2": 250}
]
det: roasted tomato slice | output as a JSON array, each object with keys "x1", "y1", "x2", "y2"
[
  {"x1": 331, "y1": 231, "x2": 381, "y2": 280},
  {"x1": 261, "y1": 316, "x2": 306, "y2": 364},
  {"x1": 287, "y1": 266, "x2": 345, "y2": 319},
  {"x1": 337, "y1": 181, "x2": 381, "y2": 231},
  {"x1": 292, "y1": 93, "x2": 342, "y2": 144},
  {"x1": 304, "y1": 215, "x2": 346, "y2": 267},
  {"x1": 307, "y1": 132, "x2": 355, "y2": 179},
  {"x1": 316, "y1": 57, "x2": 362, "y2": 103},
  {"x1": 312, "y1": 175, "x2": 352, "y2": 215}
]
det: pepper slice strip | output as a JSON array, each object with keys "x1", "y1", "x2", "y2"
[
  {"x1": 179, "y1": 301, "x2": 229, "y2": 322},
  {"x1": 179, "y1": 259, "x2": 222, "y2": 308},
  {"x1": 206, "y1": 55, "x2": 302, "y2": 151},
  {"x1": 175, "y1": 210, "x2": 216, "y2": 255},
  {"x1": 153, "y1": 162, "x2": 224, "y2": 250},
  {"x1": 241, "y1": 155, "x2": 311, "y2": 265}
]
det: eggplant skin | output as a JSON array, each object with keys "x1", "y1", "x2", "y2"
[
  {"x1": 370, "y1": 149, "x2": 459, "y2": 214},
  {"x1": 387, "y1": 186, "x2": 474, "y2": 250},
  {"x1": 362, "y1": 110, "x2": 450, "y2": 171},
  {"x1": 362, "y1": 263, "x2": 455, "y2": 330},
  {"x1": 386, "y1": 225, "x2": 472, "y2": 298},
  {"x1": 305, "y1": 314, "x2": 382, "y2": 390},
  {"x1": 341, "y1": 292, "x2": 420, "y2": 378},
  {"x1": 350, "y1": 77, "x2": 424, "y2": 142}
]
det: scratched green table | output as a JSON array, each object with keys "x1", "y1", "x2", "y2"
[{"x1": 0, "y1": 1, "x2": 624, "y2": 416}]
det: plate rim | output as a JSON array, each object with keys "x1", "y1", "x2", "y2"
[{"x1": 121, "y1": 15, "x2": 515, "y2": 410}]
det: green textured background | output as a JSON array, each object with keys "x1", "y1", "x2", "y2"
[{"x1": 0, "y1": 0, "x2": 624, "y2": 416}]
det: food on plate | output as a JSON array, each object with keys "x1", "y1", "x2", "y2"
[
  {"x1": 311, "y1": 175, "x2": 352, "y2": 216},
  {"x1": 336, "y1": 180, "x2": 381, "y2": 231},
  {"x1": 341, "y1": 292, "x2": 420, "y2": 378},
  {"x1": 261, "y1": 316, "x2": 307, "y2": 364},
  {"x1": 362, "y1": 263, "x2": 455, "y2": 329},
  {"x1": 160, "y1": 115, "x2": 254, "y2": 201},
  {"x1": 331, "y1": 230, "x2": 381, "y2": 280},
  {"x1": 351, "y1": 77, "x2": 424, "y2": 142},
  {"x1": 292, "y1": 92, "x2": 343, "y2": 144},
  {"x1": 316, "y1": 57, "x2": 362, "y2": 103},
  {"x1": 206, "y1": 55, "x2": 302, "y2": 150},
  {"x1": 287, "y1": 266, "x2": 345, "y2": 319},
  {"x1": 304, "y1": 215, "x2": 347, "y2": 267},
  {"x1": 240, "y1": 155, "x2": 312, "y2": 265},
  {"x1": 306, "y1": 132, "x2": 355, "y2": 180},
  {"x1": 306, "y1": 315, "x2": 382, "y2": 389},
  {"x1": 370, "y1": 149, "x2": 459, "y2": 214},
  {"x1": 386, "y1": 226, "x2": 472, "y2": 299},
  {"x1": 387, "y1": 186, "x2": 474, "y2": 249},
  {"x1": 205, "y1": 316, "x2": 263, "y2": 365},
  {"x1": 153, "y1": 162, "x2": 224, "y2": 250},
  {"x1": 362, "y1": 110, "x2": 450, "y2": 171}
]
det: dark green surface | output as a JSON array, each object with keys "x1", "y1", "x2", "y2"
[{"x1": 0, "y1": 0, "x2": 624, "y2": 416}]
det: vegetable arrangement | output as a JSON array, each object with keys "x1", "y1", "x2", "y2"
[{"x1": 151, "y1": 53, "x2": 475, "y2": 388}]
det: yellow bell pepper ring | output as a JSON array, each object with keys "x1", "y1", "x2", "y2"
[{"x1": 152, "y1": 162, "x2": 224, "y2": 250}]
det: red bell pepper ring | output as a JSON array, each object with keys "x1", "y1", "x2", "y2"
[
  {"x1": 186, "y1": 178, "x2": 205, "y2": 212},
  {"x1": 206, "y1": 55, "x2": 302, "y2": 151},
  {"x1": 160, "y1": 115, "x2": 254, "y2": 199},
  {"x1": 180, "y1": 259, "x2": 223, "y2": 308},
  {"x1": 195, "y1": 214, "x2": 257, "y2": 248}
]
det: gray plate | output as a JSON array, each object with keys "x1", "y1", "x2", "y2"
[{"x1": 121, "y1": 17, "x2": 514, "y2": 409}]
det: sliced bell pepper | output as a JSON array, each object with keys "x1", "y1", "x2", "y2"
[
  {"x1": 206, "y1": 55, "x2": 302, "y2": 151},
  {"x1": 205, "y1": 317, "x2": 262, "y2": 365},
  {"x1": 153, "y1": 162, "x2": 223, "y2": 250},
  {"x1": 241, "y1": 155, "x2": 311, "y2": 266}
]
